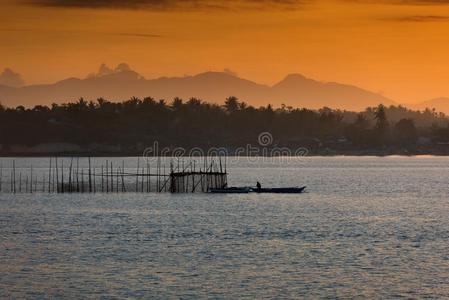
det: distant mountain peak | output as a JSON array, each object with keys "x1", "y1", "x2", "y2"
[
  {"x1": 412, "y1": 97, "x2": 449, "y2": 114},
  {"x1": 427, "y1": 97, "x2": 449, "y2": 102},
  {"x1": 190, "y1": 71, "x2": 264, "y2": 88},
  {"x1": 274, "y1": 73, "x2": 315, "y2": 86},
  {"x1": 87, "y1": 63, "x2": 144, "y2": 80},
  {"x1": 0, "y1": 68, "x2": 25, "y2": 87},
  {"x1": 283, "y1": 73, "x2": 309, "y2": 81},
  {"x1": 193, "y1": 71, "x2": 238, "y2": 79}
]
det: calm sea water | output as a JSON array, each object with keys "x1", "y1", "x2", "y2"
[{"x1": 1, "y1": 157, "x2": 449, "y2": 298}]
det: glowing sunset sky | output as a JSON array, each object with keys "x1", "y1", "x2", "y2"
[{"x1": 2, "y1": 0, "x2": 449, "y2": 103}]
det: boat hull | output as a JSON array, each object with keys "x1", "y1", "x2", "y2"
[
  {"x1": 208, "y1": 187, "x2": 251, "y2": 194},
  {"x1": 256, "y1": 186, "x2": 306, "y2": 194},
  {"x1": 208, "y1": 186, "x2": 306, "y2": 194}
]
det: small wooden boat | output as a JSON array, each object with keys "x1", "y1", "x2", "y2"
[
  {"x1": 208, "y1": 187, "x2": 252, "y2": 194},
  {"x1": 208, "y1": 186, "x2": 306, "y2": 194},
  {"x1": 255, "y1": 186, "x2": 306, "y2": 194}
]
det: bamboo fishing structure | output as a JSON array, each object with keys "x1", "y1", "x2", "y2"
[{"x1": 0, "y1": 156, "x2": 227, "y2": 194}]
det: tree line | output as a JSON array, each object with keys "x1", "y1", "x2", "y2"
[{"x1": 1, "y1": 96, "x2": 449, "y2": 155}]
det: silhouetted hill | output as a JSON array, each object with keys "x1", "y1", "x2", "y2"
[
  {"x1": 0, "y1": 64, "x2": 395, "y2": 110},
  {"x1": 412, "y1": 97, "x2": 449, "y2": 114},
  {"x1": 148, "y1": 72, "x2": 270, "y2": 103},
  {"x1": 272, "y1": 73, "x2": 393, "y2": 110}
]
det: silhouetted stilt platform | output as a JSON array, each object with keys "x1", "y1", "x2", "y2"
[{"x1": 0, "y1": 156, "x2": 227, "y2": 194}]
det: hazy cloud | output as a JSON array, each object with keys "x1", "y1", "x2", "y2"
[
  {"x1": 23, "y1": 0, "x2": 449, "y2": 11},
  {"x1": 391, "y1": 15, "x2": 449, "y2": 21},
  {"x1": 96, "y1": 64, "x2": 114, "y2": 77},
  {"x1": 25, "y1": 0, "x2": 309, "y2": 11},
  {"x1": 392, "y1": 0, "x2": 449, "y2": 3},
  {"x1": 87, "y1": 63, "x2": 144, "y2": 78},
  {"x1": 0, "y1": 68, "x2": 25, "y2": 87},
  {"x1": 223, "y1": 68, "x2": 238, "y2": 77},
  {"x1": 350, "y1": 0, "x2": 449, "y2": 4},
  {"x1": 115, "y1": 32, "x2": 162, "y2": 38},
  {"x1": 0, "y1": 27, "x2": 161, "y2": 38},
  {"x1": 115, "y1": 63, "x2": 132, "y2": 72}
]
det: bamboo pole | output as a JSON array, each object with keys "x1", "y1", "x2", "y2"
[
  {"x1": 141, "y1": 168, "x2": 144, "y2": 193},
  {"x1": 145, "y1": 162, "x2": 150, "y2": 193},
  {"x1": 61, "y1": 160, "x2": 64, "y2": 193},
  {"x1": 93, "y1": 167, "x2": 96, "y2": 193},
  {"x1": 75, "y1": 157, "x2": 80, "y2": 193},
  {"x1": 136, "y1": 158, "x2": 139, "y2": 193},
  {"x1": 116, "y1": 167, "x2": 119, "y2": 193},
  {"x1": 215, "y1": 171, "x2": 218, "y2": 189},
  {"x1": 164, "y1": 165, "x2": 167, "y2": 192},
  {"x1": 224, "y1": 155, "x2": 227, "y2": 173},
  {"x1": 156, "y1": 158, "x2": 159, "y2": 193},
  {"x1": 13, "y1": 160, "x2": 16, "y2": 194},
  {"x1": 55, "y1": 157, "x2": 59, "y2": 193},
  {"x1": 137, "y1": 168, "x2": 143, "y2": 193},
  {"x1": 30, "y1": 165, "x2": 33, "y2": 193},
  {"x1": 42, "y1": 173, "x2": 45, "y2": 193},
  {"x1": 158, "y1": 157, "x2": 161, "y2": 193},
  {"x1": 121, "y1": 166, "x2": 126, "y2": 193},
  {"x1": 192, "y1": 169, "x2": 195, "y2": 193},
  {"x1": 52, "y1": 161, "x2": 55, "y2": 193},
  {"x1": 169, "y1": 161, "x2": 174, "y2": 193},
  {"x1": 148, "y1": 162, "x2": 151, "y2": 192},
  {"x1": 88, "y1": 157, "x2": 92, "y2": 193},
  {"x1": 68, "y1": 158, "x2": 73, "y2": 193},
  {"x1": 110, "y1": 161, "x2": 113, "y2": 193},
  {"x1": 81, "y1": 169, "x2": 84, "y2": 193},
  {"x1": 101, "y1": 165, "x2": 104, "y2": 193},
  {"x1": 106, "y1": 160, "x2": 109, "y2": 193},
  {"x1": 200, "y1": 168, "x2": 203, "y2": 192},
  {"x1": 122, "y1": 160, "x2": 126, "y2": 193},
  {"x1": 48, "y1": 158, "x2": 51, "y2": 193}
]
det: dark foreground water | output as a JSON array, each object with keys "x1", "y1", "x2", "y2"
[{"x1": 1, "y1": 157, "x2": 449, "y2": 298}]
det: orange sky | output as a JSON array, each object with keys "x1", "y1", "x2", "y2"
[{"x1": 2, "y1": 0, "x2": 449, "y2": 103}]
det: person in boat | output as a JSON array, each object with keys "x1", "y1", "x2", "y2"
[{"x1": 256, "y1": 181, "x2": 262, "y2": 192}]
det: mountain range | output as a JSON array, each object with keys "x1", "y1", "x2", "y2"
[
  {"x1": 409, "y1": 97, "x2": 449, "y2": 115},
  {"x1": 0, "y1": 64, "x2": 445, "y2": 112}
]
